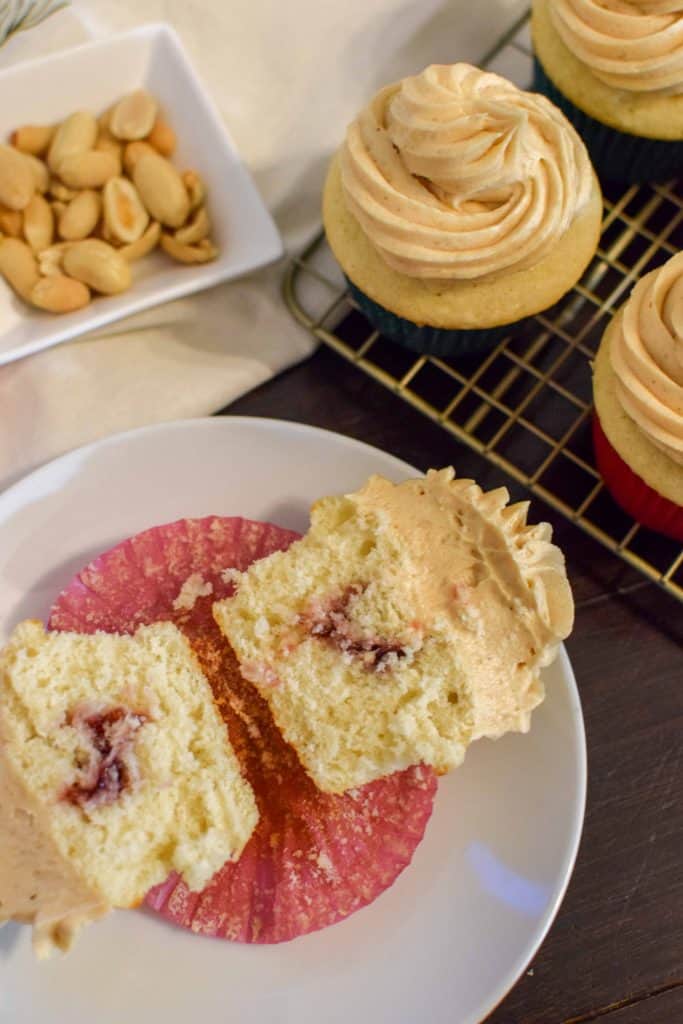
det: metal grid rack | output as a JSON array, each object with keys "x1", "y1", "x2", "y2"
[{"x1": 282, "y1": 14, "x2": 683, "y2": 604}]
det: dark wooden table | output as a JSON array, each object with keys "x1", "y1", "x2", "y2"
[{"x1": 224, "y1": 342, "x2": 682, "y2": 1024}]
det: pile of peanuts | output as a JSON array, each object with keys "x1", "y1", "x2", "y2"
[{"x1": 0, "y1": 89, "x2": 218, "y2": 315}]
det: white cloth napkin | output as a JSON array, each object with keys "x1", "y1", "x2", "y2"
[{"x1": 0, "y1": 0, "x2": 525, "y2": 490}]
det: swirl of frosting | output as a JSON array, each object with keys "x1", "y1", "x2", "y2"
[
  {"x1": 549, "y1": 0, "x2": 683, "y2": 93},
  {"x1": 339, "y1": 63, "x2": 592, "y2": 280},
  {"x1": 610, "y1": 252, "x2": 683, "y2": 464}
]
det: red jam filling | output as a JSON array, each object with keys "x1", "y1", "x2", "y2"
[
  {"x1": 305, "y1": 584, "x2": 409, "y2": 672},
  {"x1": 63, "y1": 705, "x2": 148, "y2": 810}
]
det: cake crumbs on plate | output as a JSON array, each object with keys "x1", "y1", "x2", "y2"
[{"x1": 172, "y1": 573, "x2": 214, "y2": 611}]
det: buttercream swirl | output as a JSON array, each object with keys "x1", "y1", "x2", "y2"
[
  {"x1": 610, "y1": 251, "x2": 683, "y2": 463},
  {"x1": 340, "y1": 63, "x2": 592, "y2": 280},
  {"x1": 549, "y1": 0, "x2": 683, "y2": 93}
]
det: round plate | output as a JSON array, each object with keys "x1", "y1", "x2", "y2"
[{"x1": 0, "y1": 417, "x2": 586, "y2": 1024}]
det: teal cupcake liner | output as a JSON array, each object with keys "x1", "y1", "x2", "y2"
[
  {"x1": 345, "y1": 279, "x2": 516, "y2": 357},
  {"x1": 532, "y1": 58, "x2": 683, "y2": 184}
]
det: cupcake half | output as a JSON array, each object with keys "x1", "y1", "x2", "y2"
[
  {"x1": 323, "y1": 63, "x2": 602, "y2": 357},
  {"x1": 532, "y1": 0, "x2": 683, "y2": 183},
  {"x1": 215, "y1": 468, "x2": 574, "y2": 794},
  {"x1": 593, "y1": 252, "x2": 683, "y2": 541}
]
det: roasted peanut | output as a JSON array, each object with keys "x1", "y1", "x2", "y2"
[
  {"x1": 4, "y1": 94, "x2": 218, "y2": 314},
  {"x1": 98, "y1": 220, "x2": 118, "y2": 244},
  {"x1": 38, "y1": 243, "x2": 70, "y2": 276},
  {"x1": 122, "y1": 140, "x2": 156, "y2": 177},
  {"x1": 23, "y1": 194, "x2": 54, "y2": 252},
  {"x1": 0, "y1": 145, "x2": 34, "y2": 211},
  {"x1": 110, "y1": 90, "x2": 157, "y2": 141},
  {"x1": 11, "y1": 124, "x2": 55, "y2": 156},
  {"x1": 160, "y1": 233, "x2": 218, "y2": 264},
  {"x1": 182, "y1": 170, "x2": 205, "y2": 212},
  {"x1": 147, "y1": 115, "x2": 176, "y2": 157},
  {"x1": 133, "y1": 152, "x2": 189, "y2": 228},
  {"x1": 103, "y1": 177, "x2": 148, "y2": 243},
  {"x1": 57, "y1": 150, "x2": 121, "y2": 189},
  {"x1": 30, "y1": 274, "x2": 91, "y2": 313},
  {"x1": 0, "y1": 205, "x2": 23, "y2": 238},
  {"x1": 48, "y1": 180, "x2": 78, "y2": 202},
  {"x1": 98, "y1": 106, "x2": 114, "y2": 134},
  {"x1": 120, "y1": 220, "x2": 161, "y2": 262},
  {"x1": 63, "y1": 238, "x2": 131, "y2": 294},
  {"x1": 175, "y1": 205, "x2": 210, "y2": 245},
  {"x1": 0, "y1": 237, "x2": 40, "y2": 300},
  {"x1": 22, "y1": 153, "x2": 49, "y2": 194},
  {"x1": 48, "y1": 111, "x2": 98, "y2": 173},
  {"x1": 95, "y1": 134, "x2": 123, "y2": 161},
  {"x1": 58, "y1": 189, "x2": 101, "y2": 241}
]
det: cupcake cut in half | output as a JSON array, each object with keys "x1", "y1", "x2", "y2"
[
  {"x1": 532, "y1": 0, "x2": 683, "y2": 182},
  {"x1": 593, "y1": 251, "x2": 683, "y2": 540},
  {"x1": 49, "y1": 515, "x2": 438, "y2": 948},
  {"x1": 0, "y1": 619, "x2": 258, "y2": 957},
  {"x1": 323, "y1": 62, "x2": 602, "y2": 357},
  {"x1": 214, "y1": 469, "x2": 574, "y2": 795}
]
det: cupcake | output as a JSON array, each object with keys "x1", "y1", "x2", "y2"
[
  {"x1": 0, "y1": 618, "x2": 258, "y2": 956},
  {"x1": 593, "y1": 252, "x2": 683, "y2": 540},
  {"x1": 532, "y1": 0, "x2": 683, "y2": 183},
  {"x1": 323, "y1": 63, "x2": 602, "y2": 356},
  {"x1": 215, "y1": 469, "x2": 574, "y2": 794}
]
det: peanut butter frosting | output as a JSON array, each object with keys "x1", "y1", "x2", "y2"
[
  {"x1": 354, "y1": 469, "x2": 574, "y2": 739},
  {"x1": 339, "y1": 63, "x2": 593, "y2": 280},
  {"x1": 609, "y1": 252, "x2": 683, "y2": 464},
  {"x1": 549, "y1": 0, "x2": 683, "y2": 93},
  {"x1": 0, "y1": 745, "x2": 110, "y2": 958}
]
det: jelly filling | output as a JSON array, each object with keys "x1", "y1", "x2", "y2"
[
  {"x1": 306, "y1": 584, "x2": 409, "y2": 672},
  {"x1": 63, "y1": 705, "x2": 148, "y2": 810}
]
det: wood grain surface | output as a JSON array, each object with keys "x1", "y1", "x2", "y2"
[{"x1": 224, "y1": 342, "x2": 682, "y2": 1024}]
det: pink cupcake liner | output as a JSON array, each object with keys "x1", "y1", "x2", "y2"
[
  {"x1": 592, "y1": 415, "x2": 683, "y2": 543},
  {"x1": 49, "y1": 515, "x2": 437, "y2": 944}
]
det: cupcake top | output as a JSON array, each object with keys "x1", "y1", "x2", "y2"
[
  {"x1": 339, "y1": 63, "x2": 593, "y2": 281},
  {"x1": 609, "y1": 251, "x2": 683, "y2": 464},
  {"x1": 548, "y1": 0, "x2": 683, "y2": 94}
]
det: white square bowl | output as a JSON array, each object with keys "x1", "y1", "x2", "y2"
[{"x1": 0, "y1": 23, "x2": 283, "y2": 366}]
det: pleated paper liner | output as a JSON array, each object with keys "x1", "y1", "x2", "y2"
[
  {"x1": 346, "y1": 278, "x2": 511, "y2": 357},
  {"x1": 49, "y1": 515, "x2": 437, "y2": 943},
  {"x1": 532, "y1": 58, "x2": 683, "y2": 184},
  {"x1": 592, "y1": 416, "x2": 683, "y2": 543}
]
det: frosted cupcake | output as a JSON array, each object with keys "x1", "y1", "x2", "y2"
[
  {"x1": 215, "y1": 468, "x2": 574, "y2": 793},
  {"x1": 593, "y1": 251, "x2": 683, "y2": 540},
  {"x1": 532, "y1": 0, "x2": 683, "y2": 182},
  {"x1": 323, "y1": 63, "x2": 602, "y2": 357}
]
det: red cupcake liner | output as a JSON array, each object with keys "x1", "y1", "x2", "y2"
[
  {"x1": 49, "y1": 516, "x2": 437, "y2": 944},
  {"x1": 592, "y1": 415, "x2": 683, "y2": 543}
]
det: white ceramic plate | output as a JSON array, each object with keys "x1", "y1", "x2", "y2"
[
  {"x1": 0, "y1": 25, "x2": 283, "y2": 366},
  {"x1": 0, "y1": 418, "x2": 586, "y2": 1024}
]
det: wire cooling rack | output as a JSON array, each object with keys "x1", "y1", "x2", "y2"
[{"x1": 282, "y1": 13, "x2": 683, "y2": 603}]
